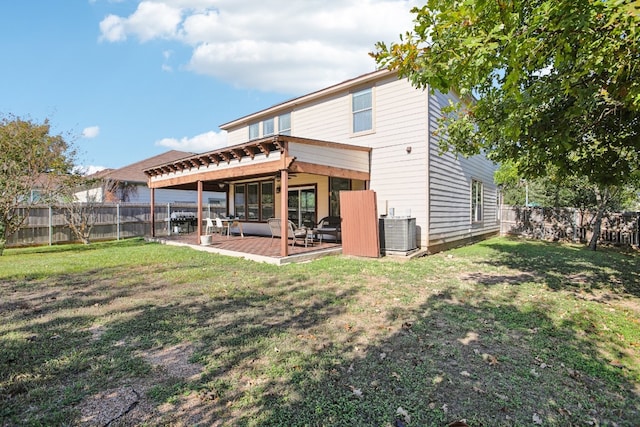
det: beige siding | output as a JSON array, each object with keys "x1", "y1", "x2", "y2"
[
  {"x1": 299, "y1": 78, "x2": 428, "y2": 242},
  {"x1": 226, "y1": 127, "x2": 249, "y2": 146},
  {"x1": 288, "y1": 142, "x2": 369, "y2": 172},
  {"x1": 428, "y1": 90, "x2": 499, "y2": 246}
]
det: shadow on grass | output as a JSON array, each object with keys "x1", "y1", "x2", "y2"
[
  {"x1": 477, "y1": 238, "x2": 640, "y2": 298},
  {"x1": 3, "y1": 237, "x2": 148, "y2": 256},
  {"x1": 0, "y1": 268, "x2": 361, "y2": 426},
  {"x1": 217, "y1": 288, "x2": 638, "y2": 426},
  {"x1": 2, "y1": 240, "x2": 639, "y2": 426}
]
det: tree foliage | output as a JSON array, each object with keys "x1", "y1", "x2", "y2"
[
  {"x1": 495, "y1": 161, "x2": 639, "y2": 210},
  {"x1": 373, "y1": 0, "x2": 640, "y2": 249},
  {"x1": 0, "y1": 115, "x2": 75, "y2": 254}
]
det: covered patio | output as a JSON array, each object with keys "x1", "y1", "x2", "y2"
[
  {"x1": 144, "y1": 135, "x2": 371, "y2": 258},
  {"x1": 148, "y1": 232, "x2": 342, "y2": 265}
]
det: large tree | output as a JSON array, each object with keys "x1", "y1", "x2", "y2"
[
  {"x1": 0, "y1": 115, "x2": 74, "y2": 254},
  {"x1": 373, "y1": 0, "x2": 640, "y2": 250}
]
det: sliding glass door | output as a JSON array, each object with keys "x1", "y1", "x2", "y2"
[{"x1": 288, "y1": 186, "x2": 316, "y2": 228}]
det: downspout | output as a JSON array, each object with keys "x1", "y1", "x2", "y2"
[{"x1": 425, "y1": 89, "x2": 431, "y2": 251}]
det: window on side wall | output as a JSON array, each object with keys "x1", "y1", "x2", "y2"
[
  {"x1": 352, "y1": 88, "x2": 372, "y2": 133},
  {"x1": 471, "y1": 180, "x2": 483, "y2": 223},
  {"x1": 263, "y1": 118, "x2": 274, "y2": 136},
  {"x1": 249, "y1": 123, "x2": 260, "y2": 140},
  {"x1": 278, "y1": 113, "x2": 291, "y2": 135}
]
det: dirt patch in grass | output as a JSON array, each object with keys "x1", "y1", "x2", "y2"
[
  {"x1": 459, "y1": 271, "x2": 538, "y2": 286},
  {"x1": 77, "y1": 343, "x2": 203, "y2": 426}
]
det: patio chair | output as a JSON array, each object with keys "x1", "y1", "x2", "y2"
[
  {"x1": 268, "y1": 218, "x2": 309, "y2": 247},
  {"x1": 315, "y1": 216, "x2": 341, "y2": 243},
  {"x1": 214, "y1": 217, "x2": 226, "y2": 235},
  {"x1": 205, "y1": 218, "x2": 215, "y2": 235}
]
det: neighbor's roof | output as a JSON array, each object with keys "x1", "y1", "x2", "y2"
[{"x1": 94, "y1": 150, "x2": 194, "y2": 183}]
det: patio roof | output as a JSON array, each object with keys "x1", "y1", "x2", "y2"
[
  {"x1": 144, "y1": 134, "x2": 371, "y2": 258},
  {"x1": 143, "y1": 134, "x2": 371, "y2": 190}
]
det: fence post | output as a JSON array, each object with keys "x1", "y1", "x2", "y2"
[
  {"x1": 48, "y1": 206, "x2": 53, "y2": 246},
  {"x1": 117, "y1": 203, "x2": 121, "y2": 241},
  {"x1": 167, "y1": 203, "x2": 171, "y2": 236},
  {"x1": 636, "y1": 212, "x2": 640, "y2": 247}
]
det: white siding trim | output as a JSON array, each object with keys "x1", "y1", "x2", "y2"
[{"x1": 288, "y1": 142, "x2": 369, "y2": 173}]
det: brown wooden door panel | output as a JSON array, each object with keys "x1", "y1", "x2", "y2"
[{"x1": 339, "y1": 190, "x2": 380, "y2": 258}]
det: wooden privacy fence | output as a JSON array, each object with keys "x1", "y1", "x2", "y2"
[
  {"x1": 9, "y1": 203, "x2": 639, "y2": 249},
  {"x1": 501, "y1": 206, "x2": 640, "y2": 246},
  {"x1": 6, "y1": 203, "x2": 226, "y2": 248}
]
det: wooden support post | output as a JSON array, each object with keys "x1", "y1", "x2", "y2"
[
  {"x1": 280, "y1": 168, "x2": 289, "y2": 257},
  {"x1": 197, "y1": 180, "x2": 203, "y2": 244},
  {"x1": 150, "y1": 188, "x2": 155, "y2": 237}
]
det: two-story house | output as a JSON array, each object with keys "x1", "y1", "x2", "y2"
[{"x1": 144, "y1": 68, "x2": 499, "y2": 256}]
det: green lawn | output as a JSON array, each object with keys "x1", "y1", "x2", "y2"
[{"x1": 1, "y1": 237, "x2": 639, "y2": 426}]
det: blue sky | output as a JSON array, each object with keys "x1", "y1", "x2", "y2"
[{"x1": 0, "y1": 0, "x2": 417, "y2": 172}]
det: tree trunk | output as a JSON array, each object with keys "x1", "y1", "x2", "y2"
[
  {"x1": 588, "y1": 206, "x2": 605, "y2": 251},
  {"x1": 588, "y1": 186, "x2": 612, "y2": 251},
  {"x1": 0, "y1": 222, "x2": 6, "y2": 256}
]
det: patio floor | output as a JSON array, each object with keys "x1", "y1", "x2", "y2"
[{"x1": 147, "y1": 232, "x2": 342, "y2": 265}]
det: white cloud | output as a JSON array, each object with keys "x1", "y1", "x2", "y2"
[
  {"x1": 155, "y1": 130, "x2": 228, "y2": 152},
  {"x1": 82, "y1": 126, "x2": 100, "y2": 138},
  {"x1": 100, "y1": 1, "x2": 183, "y2": 42},
  {"x1": 99, "y1": 0, "x2": 420, "y2": 94}
]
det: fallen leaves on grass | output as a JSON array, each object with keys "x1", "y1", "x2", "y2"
[
  {"x1": 396, "y1": 406, "x2": 411, "y2": 424},
  {"x1": 481, "y1": 352, "x2": 499, "y2": 365},
  {"x1": 458, "y1": 331, "x2": 479, "y2": 345},
  {"x1": 348, "y1": 385, "x2": 363, "y2": 398}
]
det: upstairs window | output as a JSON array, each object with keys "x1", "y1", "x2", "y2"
[
  {"x1": 249, "y1": 123, "x2": 259, "y2": 140},
  {"x1": 278, "y1": 113, "x2": 291, "y2": 135},
  {"x1": 352, "y1": 88, "x2": 372, "y2": 133},
  {"x1": 471, "y1": 180, "x2": 483, "y2": 223},
  {"x1": 263, "y1": 118, "x2": 274, "y2": 136}
]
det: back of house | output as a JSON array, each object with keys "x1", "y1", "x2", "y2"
[{"x1": 219, "y1": 68, "x2": 499, "y2": 252}]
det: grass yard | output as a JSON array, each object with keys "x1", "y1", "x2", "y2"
[{"x1": 1, "y1": 237, "x2": 639, "y2": 426}]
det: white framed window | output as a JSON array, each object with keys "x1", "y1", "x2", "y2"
[
  {"x1": 263, "y1": 118, "x2": 274, "y2": 136},
  {"x1": 471, "y1": 180, "x2": 483, "y2": 223},
  {"x1": 278, "y1": 113, "x2": 291, "y2": 135},
  {"x1": 249, "y1": 123, "x2": 260, "y2": 140},
  {"x1": 352, "y1": 88, "x2": 372, "y2": 133}
]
